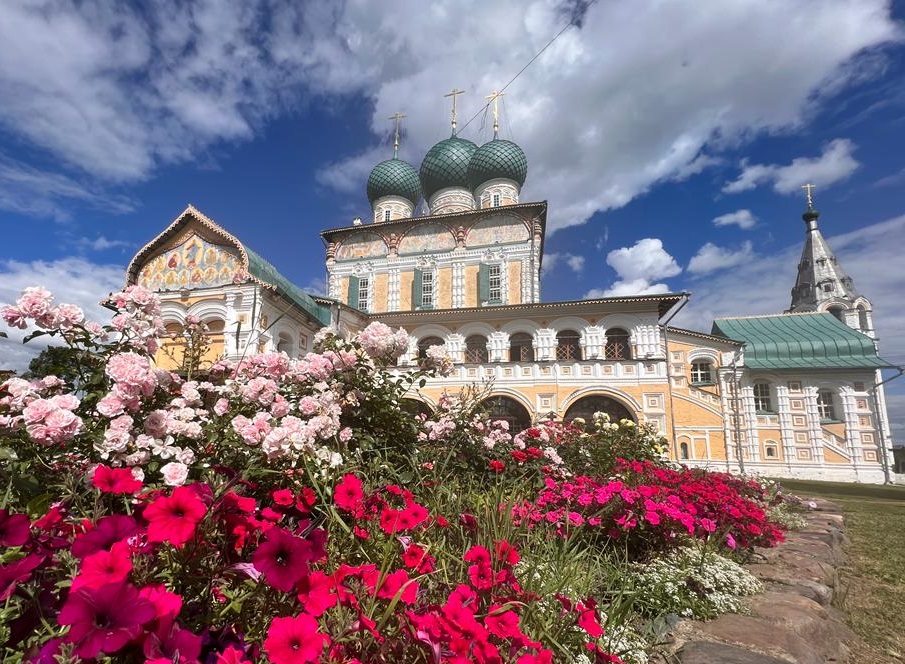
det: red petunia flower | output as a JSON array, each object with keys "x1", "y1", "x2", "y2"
[
  {"x1": 0, "y1": 509, "x2": 30, "y2": 547},
  {"x1": 216, "y1": 645, "x2": 253, "y2": 664},
  {"x1": 252, "y1": 527, "x2": 312, "y2": 592},
  {"x1": 376, "y1": 569, "x2": 418, "y2": 604},
  {"x1": 0, "y1": 553, "x2": 44, "y2": 601},
  {"x1": 264, "y1": 614, "x2": 329, "y2": 664},
  {"x1": 144, "y1": 486, "x2": 207, "y2": 547},
  {"x1": 296, "y1": 571, "x2": 337, "y2": 617},
  {"x1": 485, "y1": 605, "x2": 522, "y2": 639},
  {"x1": 72, "y1": 541, "x2": 132, "y2": 590},
  {"x1": 92, "y1": 465, "x2": 142, "y2": 494},
  {"x1": 58, "y1": 582, "x2": 155, "y2": 658},
  {"x1": 333, "y1": 474, "x2": 364, "y2": 513}
]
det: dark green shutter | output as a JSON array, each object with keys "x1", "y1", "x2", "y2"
[
  {"x1": 478, "y1": 264, "x2": 490, "y2": 305},
  {"x1": 347, "y1": 275, "x2": 360, "y2": 309},
  {"x1": 412, "y1": 268, "x2": 423, "y2": 310}
]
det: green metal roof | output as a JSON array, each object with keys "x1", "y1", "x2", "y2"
[
  {"x1": 419, "y1": 136, "x2": 478, "y2": 200},
  {"x1": 467, "y1": 139, "x2": 528, "y2": 190},
  {"x1": 711, "y1": 313, "x2": 892, "y2": 370},
  {"x1": 367, "y1": 158, "x2": 421, "y2": 205},
  {"x1": 245, "y1": 248, "x2": 332, "y2": 327}
]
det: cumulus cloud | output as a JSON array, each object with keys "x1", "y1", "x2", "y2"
[
  {"x1": 675, "y1": 214, "x2": 905, "y2": 433},
  {"x1": 687, "y1": 241, "x2": 754, "y2": 274},
  {"x1": 585, "y1": 238, "x2": 681, "y2": 297},
  {"x1": 723, "y1": 139, "x2": 860, "y2": 195},
  {"x1": 0, "y1": 1, "x2": 898, "y2": 227},
  {"x1": 0, "y1": 257, "x2": 125, "y2": 372},
  {"x1": 713, "y1": 209, "x2": 757, "y2": 230}
]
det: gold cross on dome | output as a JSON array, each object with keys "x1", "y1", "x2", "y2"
[
  {"x1": 388, "y1": 112, "x2": 406, "y2": 158},
  {"x1": 802, "y1": 183, "x2": 816, "y2": 209},
  {"x1": 485, "y1": 90, "x2": 504, "y2": 138},
  {"x1": 444, "y1": 88, "x2": 465, "y2": 134}
]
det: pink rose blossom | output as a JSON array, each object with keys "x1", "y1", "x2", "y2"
[{"x1": 160, "y1": 462, "x2": 189, "y2": 486}]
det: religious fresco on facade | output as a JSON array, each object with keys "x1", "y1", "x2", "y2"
[
  {"x1": 466, "y1": 213, "x2": 530, "y2": 247},
  {"x1": 398, "y1": 223, "x2": 456, "y2": 255},
  {"x1": 334, "y1": 232, "x2": 388, "y2": 261},
  {"x1": 137, "y1": 234, "x2": 241, "y2": 291}
]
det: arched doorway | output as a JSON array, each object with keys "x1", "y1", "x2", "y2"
[
  {"x1": 481, "y1": 396, "x2": 532, "y2": 434},
  {"x1": 563, "y1": 394, "x2": 635, "y2": 423}
]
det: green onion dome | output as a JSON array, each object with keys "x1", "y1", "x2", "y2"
[
  {"x1": 366, "y1": 158, "x2": 421, "y2": 206},
  {"x1": 467, "y1": 138, "x2": 528, "y2": 191},
  {"x1": 419, "y1": 136, "x2": 478, "y2": 201}
]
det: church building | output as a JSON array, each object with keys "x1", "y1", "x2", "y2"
[{"x1": 126, "y1": 97, "x2": 896, "y2": 484}]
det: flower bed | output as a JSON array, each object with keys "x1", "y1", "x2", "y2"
[{"x1": 0, "y1": 287, "x2": 792, "y2": 663}]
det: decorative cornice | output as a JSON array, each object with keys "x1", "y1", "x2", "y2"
[
  {"x1": 321, "y1": 201, "x2": 547, "y2": 241},
  {"x1": 669, "y1": 326, "x2": 743, "y2": 347}
]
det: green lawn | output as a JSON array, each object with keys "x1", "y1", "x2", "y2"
[{"x1": 771, "y1": 478, "x2": 905, "y2": 664}]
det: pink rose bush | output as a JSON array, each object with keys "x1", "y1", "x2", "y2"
[{"x1": 0, "y1": 286, "x2": 795, "y2": 663}]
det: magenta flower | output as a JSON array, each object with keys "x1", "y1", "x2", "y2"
[
  {"x1": 264, "y1": 614, "x2": 328, "y2": 664},
  {"x1": 58, "y1": 582, "x2": 155, "y2": 658},
  {"x1": 144, "y1": 486, "x2": 207, "y2": 547},
  {"x1": 0, "y1": 553, "x2": 44, "y2": 601},
  {"x1": 252, "y1": 527, "x2": 311, "y2": 592},
  {"x1": 71, "y1": 515, "x2": 140, "y2": 559},
  {"x1": 0, "y1": 509, "x2": 31, "y2": 547}
]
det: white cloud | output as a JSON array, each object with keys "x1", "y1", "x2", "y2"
[
  {"x1": 713, "y1": 209, "x2": 757, "y2": 230},
  {"x1": 671, "y1": 153, "x2": 724, "y2": 182},
  {"x1": 586, "y1": 238, "x2": 681, "y2": 296},
  {"x1": 543, "y1": 252, "x2": 585, "y2": 275},
  {"x1": 687, "y1": 241, "x2": 754, "y2": 275},
  {"x1": 0, "y1": 1, "x2": 898, "y2": 227},
  {"x1": 723, "y1": 138, "x2": 860, "y2": 195},
  {"x1": 0, "y1": 154, "x2": 135, "y2": 221},
  {"x1": 75, "y1": 236, "x2": 132, "y2": 252},
  {"x1": 0, "y1": 257, "x2": 125, "y2": 372},
  {"x1": 675, "y1": 214, "x2": 905, "y2": 435}
]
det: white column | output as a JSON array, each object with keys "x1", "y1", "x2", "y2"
[
  {"x1": 803, "y1": 386, "x2": 826, "y2": 464},
  {"x1": 535, "y1": 328, "x2": 557, "y2": 361},
  {"x1": 489, "y1": 331, "x2": 509, "y2": 362},
  {"x1": 445, "y1": 334, "x2": 465, "y2": 364}
]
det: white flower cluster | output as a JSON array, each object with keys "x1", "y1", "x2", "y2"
[{"x1": 632, "y1": 544, "x2": 762, "y2": 619}]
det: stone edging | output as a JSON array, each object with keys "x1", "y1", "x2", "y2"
[{"x1": 660, "y1": 498, "x2": 855, "y2": 664}]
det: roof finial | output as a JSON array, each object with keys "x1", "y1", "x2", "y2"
[
  {"x1": 802, "y1": 183, "x2": 816, "y2": 210},
  {"x1": 485, "y1": 90, "x2": 504, "y2": 139},
  {"x1": 444, "y1": 88, "x2": 464, "y2": 136},
  {"x1": 388, "y1": 111, "x2": 406, "y2": 158}
]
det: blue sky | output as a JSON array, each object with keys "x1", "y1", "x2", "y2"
[{"x1": 1, "y1": 0, "x2": 904, "y2": 436}]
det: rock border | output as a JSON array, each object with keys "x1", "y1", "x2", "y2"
[{"x1": 659, "y1": 498, "x2": 854, "y2": 664}]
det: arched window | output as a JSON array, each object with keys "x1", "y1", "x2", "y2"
[
  {"x1": 679, "y1": 442, "x2": 690, "y2": 460},
  {"x1": 828, "y1": 306, "x2": 845, "y2": 322},
  {"x1": 690, "y1": 360, "x2": 714, "y2": 384},
  {"x1": 481, "y1": 396, "x2": 532, "y2": 434},
  {"x1": 556, "y1": 330, "x2": 581, "y2": 361},
  {"x1": 277, "y1": 332, "x2": 293, "y2": 357},
  {"x1": 604, "y1": 328, "x2": 631, "y2": 360},
  {"x1": 563, "y1": 394, "x2": 635, "y2": 423},
  {"x1": 509, "y1": 332, "x2": 534, "y2": 362},
  {"x1": 464, "y1": 335, "x2": 489, "y2": 364},
  {"x1": 858, "y1": 306, "x2": 870, "y2": 332},
  {"x1": 417, "y1": 336, "x2": 445, "y2": 360},
  {"x1": 753, "y1": 382, "x2": 772, "y2": 412},
  {"x1": 764, "y1": 442, "x2": 778, "y2": 459}
]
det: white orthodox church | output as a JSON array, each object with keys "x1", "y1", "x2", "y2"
[{"x1": 126, "y1": 99, "x2": 898, "y2": 484}]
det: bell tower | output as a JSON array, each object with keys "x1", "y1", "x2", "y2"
[{"x1": 787, "y1": 184, "x2": 874, "y2": 337}]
